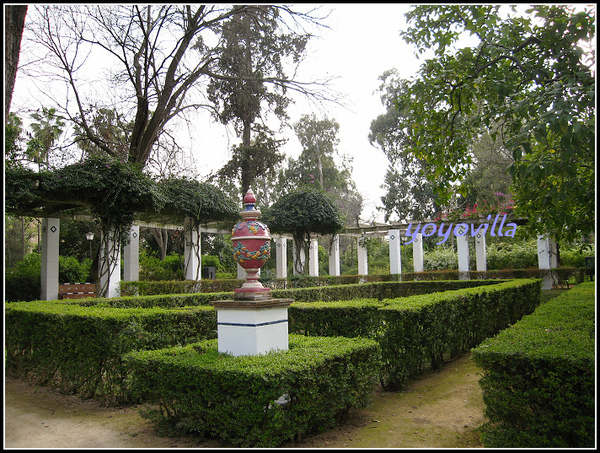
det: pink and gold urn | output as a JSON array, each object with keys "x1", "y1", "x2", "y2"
[{"x1": 231, "y1": 189, "x2": 271, "y2": 299}]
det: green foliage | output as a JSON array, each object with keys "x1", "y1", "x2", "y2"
[
  {"x1": 124, "y1": 335, "x2": 379, "y2": 447},
  {"x1": 157, "y1": 176, "x2": 238, "y2": 225},
  {"x1": 424, "y1": 246, "x2": 459, "y2": 271},
  {"x1": 266, "y1": 187, "x2": 344, "y2": 273},
  {"x1": 139, "y1": 250, "x2": 184, "y2": 281},
  {"x1": 5, "y1": 301, "x2": 217, "y2": 403},
  {"x1": 472, "y1": 282, "x2": 595, "y2": 447},
  {"x1": 5, "y1": 253, "x2": 92, "y2": 302},
  {"x1": 392, "y1": 5, "x2": 595, "y2": 242}
]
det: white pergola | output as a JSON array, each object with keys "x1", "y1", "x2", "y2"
[{"x1": 39, "y1": 216, "x2": 557, "y2": 300}]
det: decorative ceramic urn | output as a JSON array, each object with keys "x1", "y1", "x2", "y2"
[{"x1": 231, "y1": 189, "x2": 271, "y2": 299}]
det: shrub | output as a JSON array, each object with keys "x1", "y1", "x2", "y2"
[
  {"x1": 424, "y1": 246, "x2": 458, "y2": 270},
  {"x1": 471, "y1": 282, "x2": 595, "y2": 448},
  {"x1": 124, "y1": 335, "x2": 379, "y2": 447},
  {"x1": 4, "y1": 301, "x2": 217, "y2": 403},
  {"x1": 5, "y1": 253, "x2": 91, "y2": 302}
]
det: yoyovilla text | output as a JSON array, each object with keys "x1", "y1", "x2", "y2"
[{"x1": 405, "y1": 214, "x2": 517, "y2": 245}]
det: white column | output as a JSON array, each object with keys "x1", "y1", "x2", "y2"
[
  {"x1": 99, "y1": 228, "x2": 121, "y2": 298},
  {"x1": 412, "y1": 232, "x2": 424, "y2": 273},
  {"x1": 275, "y1": 237, "x2": 287, "y2": 279},
  {"x1": 456, "y1": 224, "x2": 470, "y2": 279},
  {"x1": 357, "y1": 237, "x2": 368, "y2": 276},
  {"x1": 184, "y1": 218, "x2": 201, "y2": 281},
  {"x1": 537, "y1": 235, "x2": 557, "y2": 289},
  {"x1": 123, "y1": 225, "x2": 140, "y2": 281},
  {"x1": 308, "y1": 239, "x2": 319, "y2": 277},
  {"x1": 40, "y1": 218, "x2": 60, "y2": 301},
  {"x1": 475, "y1": 230, "x2": 487, "y2": 272},
  {"x1": 389, "y1": 229, "x2": 402, "y2": 275},
  {"x1": 328, "y1": 234, "x2": 340, "y2": 276}
]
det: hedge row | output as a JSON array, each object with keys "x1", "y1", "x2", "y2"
[
  {"x1": 92, "y1": 279, "x2": 501, "y2": 309},
  {"x1": 5, "y1": 279, "x2": 538, "y2": 402},
  {"x1": 119, "y1": 267, "x2": 590, "y2": 296},
  {"x1": 4, "y1": 302, "x2": 217, "y2": 404},
  {"x1": 124, "y1": 335, "x2": 379, "y2": 447},
  {"x1": 471, "y1": 281, "x2": 595, "y2": 448},
  {"x1": 288, "y1": 279, "x2": 541, "y2": 389}
]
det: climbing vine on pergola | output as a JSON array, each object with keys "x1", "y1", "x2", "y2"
[{"x1": 5, "y1": 155, "x2": 238, "y2": 295}]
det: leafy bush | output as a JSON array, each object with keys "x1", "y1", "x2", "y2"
[
  {"x1": 485, "y1": 241, "x2": 537, "y2": 270},
  {"x1": 139, "y1": 250, "x2": 184, "y2": 281},
  {"x1": 424, "y1": 246, "x2": 458, "y2": 270},
  {"x1": 5, "y1": 301, "x2": 217, "y2": 403},
  {"x1": 5, "y1": 253, "x2": 91, "y2": 302},
  {"x1": 124, "y1": 335, "x2": 379, "y2": 447},
  {"x1": 472, "y1": 282, "x2": 595, "y2": 448}
]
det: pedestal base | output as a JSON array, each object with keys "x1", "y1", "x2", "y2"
[{"x1": 210, "y1": 299, "x2": 293, "y2": 356}]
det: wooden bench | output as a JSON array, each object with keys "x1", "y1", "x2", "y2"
[{"x1": 59, "y1": 283, "x2": 97, "y2": 299}]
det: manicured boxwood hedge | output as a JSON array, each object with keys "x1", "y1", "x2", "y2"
[
  {"x1": 288, "y1": 279, "x2": 541, "y2": 389},
  {"x1": 4, "y1": 302, "x2": 216, "y2": 404},
  {"x1": 124, "y1": 335, "x2": 379, "y2": 447},
  {"x1": 61, "y1": 279, "x2": 503, "y2": 308},
  {"x1": 471, "y1": 282, "x2": 595, "y2": 448}
]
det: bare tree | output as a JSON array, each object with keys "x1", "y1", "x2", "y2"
[{"x1": 20, "y1": 5, "x2": 335, "y2": 169}]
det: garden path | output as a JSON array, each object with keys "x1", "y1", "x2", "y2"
[{"x1": 4, "y1": 351, "x2": 485, "y2": 449}]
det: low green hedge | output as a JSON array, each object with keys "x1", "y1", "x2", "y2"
[
  {"x1": 62, "y1": 279, "x2": 502, "y2": 308},
  {"x1": 471, "y1": 282, "x2": 595, "y2": 448},
  {"x1": 378, "y1": 279, "x2": 540, "y2": 389},
  {"x1": 288, "y1": 279, "x2": 541, "y2": 390},
  {"x1": 124, "y1": 335, "x2": 379, "y2": 447},
  {"x1": 4, "y1": 302, "x2": 216, "y2": 404}
]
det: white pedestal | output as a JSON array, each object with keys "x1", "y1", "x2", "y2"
[{"x1": 211, "y1": 299, "x2": 292, "y2": 356}]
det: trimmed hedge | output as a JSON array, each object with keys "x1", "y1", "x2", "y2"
[
  {"x1": 124, "y1": 335, "x2": 379, "y2": 447},
  {"x1": 288, "y1": 279, "x2": 541, "y2": 390},
  {"x1": 60, "y1": 279, "x2": 503, "y2": 308},
  {"x1": 471, "y1": 282, "x2": 595, "y2": 448},
  {"x1": 4, "y1": 302, "x2": 216, "y2": 404},
  {"x1": 378, "y1": 279, "x2": 540, "y2": 389}
]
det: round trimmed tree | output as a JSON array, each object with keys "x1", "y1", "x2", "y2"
[{"x1": 266, "y1": 187, "x2": 345, "y2": 274}]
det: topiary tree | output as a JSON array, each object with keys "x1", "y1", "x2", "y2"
[{"x1": 266, "y1": 187, "x2": 345, "y2": 274}]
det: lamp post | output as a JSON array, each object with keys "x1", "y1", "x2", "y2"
[{"x1": 86, "y1": 232, "x2": 94, "y2": 259}]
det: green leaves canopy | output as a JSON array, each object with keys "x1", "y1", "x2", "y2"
[
  {"x1": 266, "y1": 187, "x2": 345, "y2": 237},
  {"x1": 5, "y1": 155, "x2": 237, "y2": 231},
  {"x1": 393, "y1": 5, "x2": 595, "y2": 242}
]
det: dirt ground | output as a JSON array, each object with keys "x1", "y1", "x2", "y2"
[{"x1": 4, "y1": 351, "x2": 486, "y2": 449}]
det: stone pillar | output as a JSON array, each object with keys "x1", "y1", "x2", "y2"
[
  {"x1": 213, "y1": 300, "x2": 291, "y2": 356},
  {"x1": 475, "y1": 230, "x2": 487, "y2": 272},
  {"x1": 123, "y1": 225, "x2": 140, "y2": 281},
  {"x1": 456, "y1": 224, "x2": 470, "y2": 279},
  {"x1": 40, "y1": 218, "x2": 60, "y2": 301},
  {"x1": 99, "y1": 228, "x2": 121, "y2": 298},
  {"x1": 308, "y1": 238, "x2": 319, "y2": 277},
  {"x1": 412, "y1": 232, "x2": 424, "y2": 273},
  {"x1": 389, "y1": 229, "x2": 402, "y2": 275},
  {"x1": 357, "y1": 237, "x2": 368, "y2": 276},
  {"x1": 184, "y1": 218, "x2": 201, "y2": 281},
  {"x1": 275, "y1": 237, "x2": 288, "y2": 279},
  {"x1": 328, "y1": 234, "x2": 340, "y2": 276},
  {"x1": 537, "y1": 235, "x2": 557, "y2": 289}
]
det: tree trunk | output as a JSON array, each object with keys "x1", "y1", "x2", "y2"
[{"x1": 5, "y1": 5, "x2": 27, "y2": 118}]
